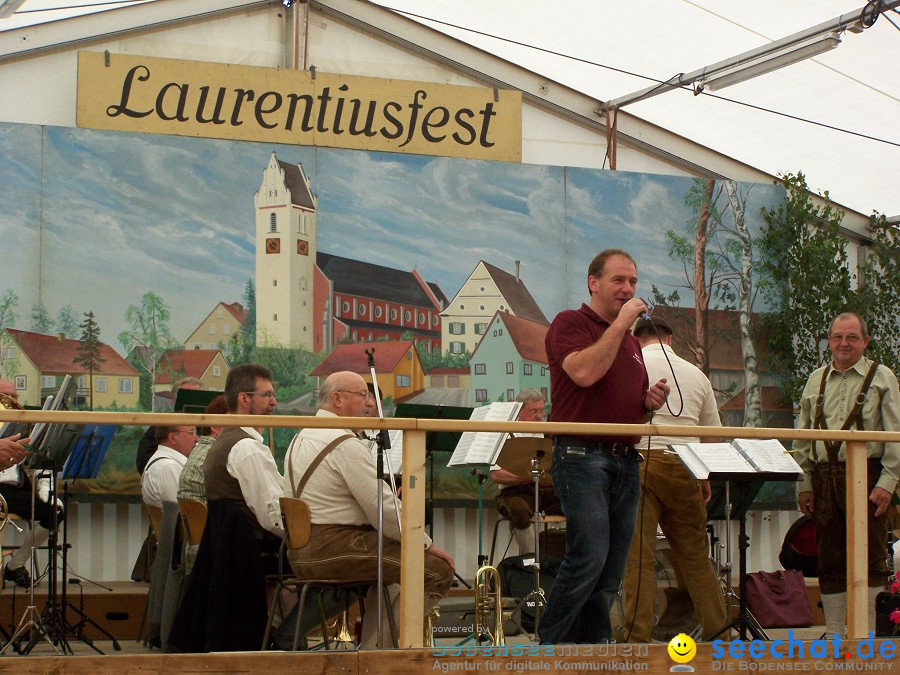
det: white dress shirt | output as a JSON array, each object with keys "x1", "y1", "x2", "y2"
[
  {"x1": 141, "y1": 444, "x2": 187, "y2": 509},
  {"x1": 226, "y1": 426, "x2": 284, "y2": 536}
]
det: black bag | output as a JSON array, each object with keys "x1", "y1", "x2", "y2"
[
  {"x1": 778, "y1": 515, "x2": 818, "y2": 579},
  {"x1": 131, "y1": 527, "x2": 158, "y2": 583},
  {"x1": 497, "y1": 554, "x2": 561, "y2": 632}
]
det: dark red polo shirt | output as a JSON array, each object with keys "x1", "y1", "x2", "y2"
[{"x1": 545, "y1": 303, "x2": 648, "y2": 443}]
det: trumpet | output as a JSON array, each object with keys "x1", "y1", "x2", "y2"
[{"x1": 474, "y1": 564, "x2": 505, "y2": 646}]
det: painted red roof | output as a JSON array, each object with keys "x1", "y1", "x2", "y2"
[
  {"x1": 222, "y1": 301, "x2": 246, "y2": 324},
  {"x1": 156, "y1": 349, "x2": 221, "y2": 384},
  {"x1": 497, "y1": 312, "x2": 549, "y2": 364},
  {"x1": 310, "y1": 341, "x2": 416, "y2": 377},
  {"x1": 6, "y1": 329, "x2": 139, "y2": 376}
]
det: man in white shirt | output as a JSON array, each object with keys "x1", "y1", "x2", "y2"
[
  {"x1": 622, "y1": 317, "x2": 727, "y2": 643},
  {"x1": 141, "y1": 425, "x2": 198, "y2": 509},
  {"x1": 284, "y1": 370, "x2": 454, "y2": 648},
  {"x1": 170, "y1": 363, "x2": 284, "y2": 653}
]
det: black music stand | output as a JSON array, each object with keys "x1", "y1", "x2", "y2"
[
  {"x1": 393, "y1": 403, "x2": 471, "y2": 537},
  {"x1": 676, "y1": 456, "x2": 800, "y2": 641},
  {"x1": 56, "y1": 424, "x2": 120, "y2": 654},
  {"x1": 174, "y1": 389, "x2": 222, "y2": 414}
]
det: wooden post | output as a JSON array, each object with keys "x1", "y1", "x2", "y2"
[
  {"x1": 399, "y1": 429, "x2": 426, "y2": 647},
  {"x1": 845, "y1": 440, "x2": 868, "y2": 639}
]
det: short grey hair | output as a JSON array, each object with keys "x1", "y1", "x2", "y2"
[
  {"x1": 516, "y1": 388, "x2": 545, "y2": 404},
  {"x1": 829, "y1": 312, "x2": 868, "y2": 339},
  {"x1": 317, "y1": 376, "x2": 341, "y2": 408}
]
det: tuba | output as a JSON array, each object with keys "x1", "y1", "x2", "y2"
[{"x1": 473, "y1": 564, "x2": 505, "y2": 646}]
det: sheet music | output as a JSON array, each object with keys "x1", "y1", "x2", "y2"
[
  {"x1": 367, "y1": 429, "x2": 404, "y2": 474},
  {"x1": 733, "y1": 438, "x2": 803, "y2": 475},
  {"x1": 670, "y1": 445, "x2": 711, "y2": 480},
  {"x1": 680, "y1": 442, "x2": 756, "y2": 477},
  {"x1": 448, "y1": 401, "x2": 521, "y2": 466}
]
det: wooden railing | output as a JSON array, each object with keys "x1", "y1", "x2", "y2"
[{"x1": 2, "y1": 408, "x2": 898, "y2": 645}]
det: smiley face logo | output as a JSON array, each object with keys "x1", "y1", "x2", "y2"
[{"x1": 667, "y1": 633, "x2": 697, "y2": 666}]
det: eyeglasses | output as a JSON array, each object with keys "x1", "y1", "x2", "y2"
[
  {"x1": 339, "y1": 390, "x2": 372, "y2": 401},
  {"x1": 173, "y1": 428, "x2": 198, "y2": 436},
  {"x1": 243, "y1": 391, "x2": 277, "y2": 400},
  {"x1": 828, "y1": 334, "x2": 864, "y2": 344}
]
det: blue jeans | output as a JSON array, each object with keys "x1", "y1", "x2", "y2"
[{"x1": 538, "y1": 444, "x2": 640, "y2": 644}]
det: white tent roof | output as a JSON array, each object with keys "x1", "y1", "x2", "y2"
[
  {"x1": 3, "y1": 0, "x2": 898, "y2": 218},
  {"x1": 369, "y1": 0, "x2": 899, "y2": 219}
]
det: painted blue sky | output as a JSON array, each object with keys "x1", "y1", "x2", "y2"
[{"x1": 0, "y1": 122, "x2": 784, "y2": 354}]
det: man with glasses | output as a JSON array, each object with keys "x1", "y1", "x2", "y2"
[
  {"x1": 136, "y1": 376, "x2": 203, "y2": 474},
  {"x1": 284, "y1": 370, "x2": 454, "y2": 648},
  {"x1": 170, "y1": 363, "x2": 284, "y2": 652},
  {"x1": 141, "y1": 425, "x2": 198, "y2": 509},
  {"x1": 795, "y1": 312, "x2": 900, "y2": 637},
  {"x1": 490, "y1": 388, "x2": 561, "y2": 555}
]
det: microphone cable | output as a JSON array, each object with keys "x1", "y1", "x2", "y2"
[{"x1": 623, "y1": 309, "x2": 687, "y2": 640}]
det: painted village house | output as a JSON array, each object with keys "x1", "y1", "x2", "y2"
[
  {"x1": 154, "y1": 349, "x2": 229, "y2": 394},
  {"x1": 184, "y1": 301, "x2": 247, "y2": 352},
  {"x1": 468, "y1": 311, "x2": 550, "y2": 406},
  {"x1": 441, "y1": 261, "x2": 547, "y2": 357},
  {"x1": 309, "y1": 340, "x2": 424, "y2": 404},
  {"x1": 3, "y1": 328, "x2": 140, "y2": 409}
]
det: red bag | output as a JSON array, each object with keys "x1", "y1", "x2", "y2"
[{"x1": 744, "y1": 569, "x2": 814, "y2": 628}]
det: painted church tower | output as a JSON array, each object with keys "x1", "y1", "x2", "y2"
[{"x1": 254, "y1": 152, "x2": 317, "y2": 349}]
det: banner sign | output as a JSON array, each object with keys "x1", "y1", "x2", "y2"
[{"x1": 77, "y1": 52, "x2": 522, "y2": 162}]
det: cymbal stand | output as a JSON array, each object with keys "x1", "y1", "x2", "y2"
[
  {"x1": 708, "y1": 481, "x2": 768, "y2": 641},
  {"x1": 508, "y1": 452, "x2": 547, "y2": 638},
  {"x1": 1, "y1": 470, "x2": 61, "y2": 656}
]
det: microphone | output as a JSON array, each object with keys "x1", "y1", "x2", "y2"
[{"x1": 638, "y1": 297, "x2": 652, "y2": 322}]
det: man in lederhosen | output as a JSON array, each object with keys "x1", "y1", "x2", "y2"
[{"x1": 795, "y1": 312, "x2": 900, "y2": 637}]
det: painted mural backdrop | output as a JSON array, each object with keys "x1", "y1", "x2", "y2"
[{"x1": 0, "y1": 121, "x2": 789, "y2": 505}]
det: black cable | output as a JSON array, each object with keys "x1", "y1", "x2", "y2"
[
  {"x1": 623, "y1": 422, "x2": 654, "y2": 642},
  {"x1": 376, "y1": 2, "x2": 900, "y2": 149},
  {"x1": 638, "y1": 308, "x2": 685, "y2": 419}
]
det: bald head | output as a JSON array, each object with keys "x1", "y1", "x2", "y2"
[{"x1": 318, "y1": 371, "x2": 373, "y2": 418}]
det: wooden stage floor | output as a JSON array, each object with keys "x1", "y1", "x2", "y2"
[{"x1": 2, "y1": 631, "x2": 900, "y2": 674}]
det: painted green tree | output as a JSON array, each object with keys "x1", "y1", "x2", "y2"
[
  {"x1": 56, "y1": 304, "x2": 81, "y2": 338},
  {"x1": 229, "y1": 278, "x2": 256, "y2": 364},
  {"x1": 759, "y1": 173, "x2": 856, "y2": 404},
  {"x1": 857, "y1": 213, "x2": 900, "y2": 375},
  {"x1": 118, "y1": 292, "x2": 177, "y2": 411},
  {"x1": 73, "y1": 311, "x2": 104, "y2": 410},
  {"x1": 0, "y1": 290, "x2": 18, "y2": 377},
  {"x1": 30, "y1": 300, "x2": 53, "y2": 334}
]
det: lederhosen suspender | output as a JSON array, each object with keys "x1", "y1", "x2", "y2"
[
  {"x1": 813, "y1": 361, "x2": 880, "y2": 462},
  {"x1": 288, "y1": 434, "x2": 354, "y2": 498}
]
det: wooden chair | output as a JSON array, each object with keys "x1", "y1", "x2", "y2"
[
  {"x1": 146, "y1": 505, "x2": 163, "y2": 543},
  {"x1": 262, "y1": 497, "x2": 396, "y2": 651},
  {"x1": 177, "y1": 498, "x2": 207, "y2": 548},
  {"x1": 137, "y1": 504, "x2": 163, "y2": 644}
]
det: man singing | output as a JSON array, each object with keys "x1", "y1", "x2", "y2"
[{"x1": 539, "y1": 249, "x2": 669, "y2": 644}]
